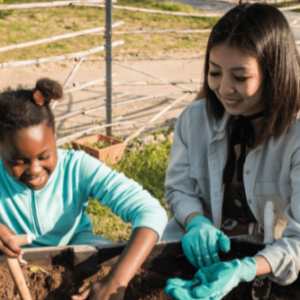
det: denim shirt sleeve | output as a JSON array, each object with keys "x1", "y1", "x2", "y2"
[
  {"x1": 257, "y1": 137, "x2": 300, "y2": 285},
  {"x1": 164, "y1": 105, "x2": 205, "y2": 228},
  {"x1": 76, "y1": 152, "x2": 168, "y2": 241}
]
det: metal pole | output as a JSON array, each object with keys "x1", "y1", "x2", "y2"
[{"x1": 105, "y1": 0, "x2": 112, "y2": 136}]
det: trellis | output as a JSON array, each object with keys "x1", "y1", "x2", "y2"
[{"x1": 1, "y1": 0, "x2": 299, "y2": 144}]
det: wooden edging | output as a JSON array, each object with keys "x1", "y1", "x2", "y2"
[{"x1": 0, "y1": 40, "x2": 124, "y2": 69}]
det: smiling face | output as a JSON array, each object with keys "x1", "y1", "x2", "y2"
[
  {"x1": 208, "y1": 43, "x2": 264, "y2": 117},
  {"x1": 0, "y1": 121, "x2": 57, "y2": 190}
]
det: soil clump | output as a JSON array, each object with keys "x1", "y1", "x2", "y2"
[{"x1": 0, "y1": 242, "x2": 299, "y2": 300}]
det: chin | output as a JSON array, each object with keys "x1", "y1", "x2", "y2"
[{"x1": 28, "y1": 184, "x2": 47, "y2": 191}]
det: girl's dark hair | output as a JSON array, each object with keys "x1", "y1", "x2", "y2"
[
  {"x1": 197, "y1": 3, "x2": 300, "y2": 144},
  {"x1": 0, "y1": 78, "x2": 63, "y2": 140}
]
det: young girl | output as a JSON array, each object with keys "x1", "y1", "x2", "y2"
[
  {"x1": 163, "y1": 3, "x2": 300, "y2": 299},
  {"x1": 0, "y1": 78, "x2": 168, "y2": 300}
]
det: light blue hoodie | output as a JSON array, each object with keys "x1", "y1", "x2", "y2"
[{"x1": 0, "y1": 149, "x2": 168, "y2": 247}]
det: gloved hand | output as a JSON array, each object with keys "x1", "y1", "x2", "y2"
[
  {"x1": 182, "y1": 215, "x2": 230, "y2": 267},
  {"x1": 165, "y1": 257, "x2": 257, "y2": 300},
  {"x1": 165, "y1": 272, "x2": 225, "y2": 300},
  {"x1": 164, "y1": 277, "x2": 209, "y2": 300}
]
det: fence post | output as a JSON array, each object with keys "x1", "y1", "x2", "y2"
[{"x1": 106, "y1": 0, "x2": 112, "y2": 136}]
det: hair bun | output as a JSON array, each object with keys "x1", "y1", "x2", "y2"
[{"x1": 35, "y1": 78, "x2": 63, "y2": 103}]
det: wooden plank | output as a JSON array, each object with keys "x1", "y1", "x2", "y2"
[
  {"x1": 0, "y1": 1, "x2": 115, "y2": 11},
  {"x1": 75, "y1": 3, "x2": 223, "y2": 18},
  {"x1": 0, "y1": 21, "x2": 124, "y2": 53},
  {"x1": 0, "y1": 40, "x2": 124, "y2": 69}
]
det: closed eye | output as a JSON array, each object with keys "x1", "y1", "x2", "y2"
[
  {"x1": 235, "y1": 76, "x2": 248, "y2": 82},
  {"x1": 10, "y1": 159, "x2": 25, "y2": 166},
  {"x1": 39, "y1": 155, "x2": 50, "y2": 161},
  {"x1": 209, "y1": 72, "x2": 220, "y2": 77}
]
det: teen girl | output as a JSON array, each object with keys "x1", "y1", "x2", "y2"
[
  {"x1": 0, "y1": 78, "x2": 168, "y2": 300},
  {"x1": 163, "y1": 3, "x2": 300, "y2": 299}
]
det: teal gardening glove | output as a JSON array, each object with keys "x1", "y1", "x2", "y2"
[
  {"x1": 165, "y1": 257, "x2": 257, "y2": 300},
  {"x1": 182, "y1": 215, "x2": 230, "y2": 267}
]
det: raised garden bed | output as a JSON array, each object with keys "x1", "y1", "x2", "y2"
[
  {"x1": 0, "y1": 240, "x2": 299, "y2": 300},
  {"x1": 72, "y1": 134, "x2": 127, "y2": 164}
]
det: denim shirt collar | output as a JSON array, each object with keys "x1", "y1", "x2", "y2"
[{"x1": 212, "y1": 110, "x2": 231, "y2": 133}]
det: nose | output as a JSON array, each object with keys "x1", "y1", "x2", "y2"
[
  {"x1": 219, "y1": 74, "x2": 235, "y2": 96},
  {"x1": 26, "y1": 159, "x2": 43, "y2": 176}
]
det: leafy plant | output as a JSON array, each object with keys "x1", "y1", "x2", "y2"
[{"x1": 86, "y1": 141, "x2": 111, "y2": 149}]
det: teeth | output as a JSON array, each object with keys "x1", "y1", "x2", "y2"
[
  {"x1": 29, "y1": 175, "x2": 42, "y2": 183},
  {"x1": 226, "y1": 99, "x2": 241, "y2": 104}
]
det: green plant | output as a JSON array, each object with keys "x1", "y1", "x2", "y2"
[
  {"x1": 113, "y1": 137, "x2": 172, "y2": 218},
  {"x1": 86, "y1": 133, "x2": 173, "y2": 242},
  {"x1": 86, "y1": 141, "x2": 110, "y2": 149},
  {"x1": 86, "y1": 199, "x2": 132, "y2": 242}
]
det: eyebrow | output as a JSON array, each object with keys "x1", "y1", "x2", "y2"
[
  {"x1": 209, "y1": 60, "x2": 247, "y2": 71},
  {"x1": 11, "y1": 149, "x2": 49, "y2": 159}
]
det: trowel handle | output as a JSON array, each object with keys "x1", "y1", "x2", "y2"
[
  {"x1": 6, "y1": 258, "x2": 32, "y2": 300},
  {"x1": 5, "y1": 234, "x2": 33, "y2": 300},
  {"x1": 263, "y1": 201, "x2": 276, "y2": 245},
  {"x1": 11, "y1": 234, "x2": 33, "y2": 247}
]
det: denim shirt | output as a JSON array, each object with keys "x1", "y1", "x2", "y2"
[
  {"x1": 0, "y1": 149, "x2": 168, "y2": 247},
  {"x1": 165, "y1": 99, "x2": 300, "y2": 285}
]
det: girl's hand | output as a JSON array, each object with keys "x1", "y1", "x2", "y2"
[
  {"x1": 71, "y1": 276, "x2": 126, "y2": 300},
  {"x1": 0, "y1": 223, "x2": 23, "y2": 258},
  {"x1": 182, "y1": 215, "x2": 230, "y2": 268},
  {"x1": 71, "y1": 227, "x2": 158, "y2": 300}
]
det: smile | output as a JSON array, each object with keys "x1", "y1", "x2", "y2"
[
  {"x1": 224, "y1": 98, "x2": 243, "y2": 107},
  {"x1": 24, "y1": 172, "x2": 46, "y2": 187},
  {"x1": 225, "y1": 99, "x2": 242, "y2": 104}
]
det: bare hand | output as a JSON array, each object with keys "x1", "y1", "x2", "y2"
[
  {"x1": 71, "y1": 278, "x2": 126, "y2": 300},
  {"x1": 0, "y1": 223, "x2": 23, "y2": 258}
]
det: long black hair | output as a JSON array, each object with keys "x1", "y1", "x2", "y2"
[{"x1": 197, "y1": 3, "x2": 300, "y2": 144}]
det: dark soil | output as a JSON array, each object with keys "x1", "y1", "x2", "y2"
[{"x1": 0, "y1": 242, "x2": 299, "y2": 300}]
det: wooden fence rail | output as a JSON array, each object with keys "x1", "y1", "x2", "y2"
[
  {"x1": 0, "y1": 40, "x2": 124, "y2": 69},
  {"x1": 0, "y1": 1, "x2": 103, "y2": 11},
  {"x1": 0, "y1": 21, "x2": 124, "y2": 53},
  {"x1": 75, "y1": 3, "x2": 223, "y2": 18}
]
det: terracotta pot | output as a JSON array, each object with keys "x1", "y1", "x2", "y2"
[{"x1": 72, "y1": 134, "x2": 127, "y2": 164}]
